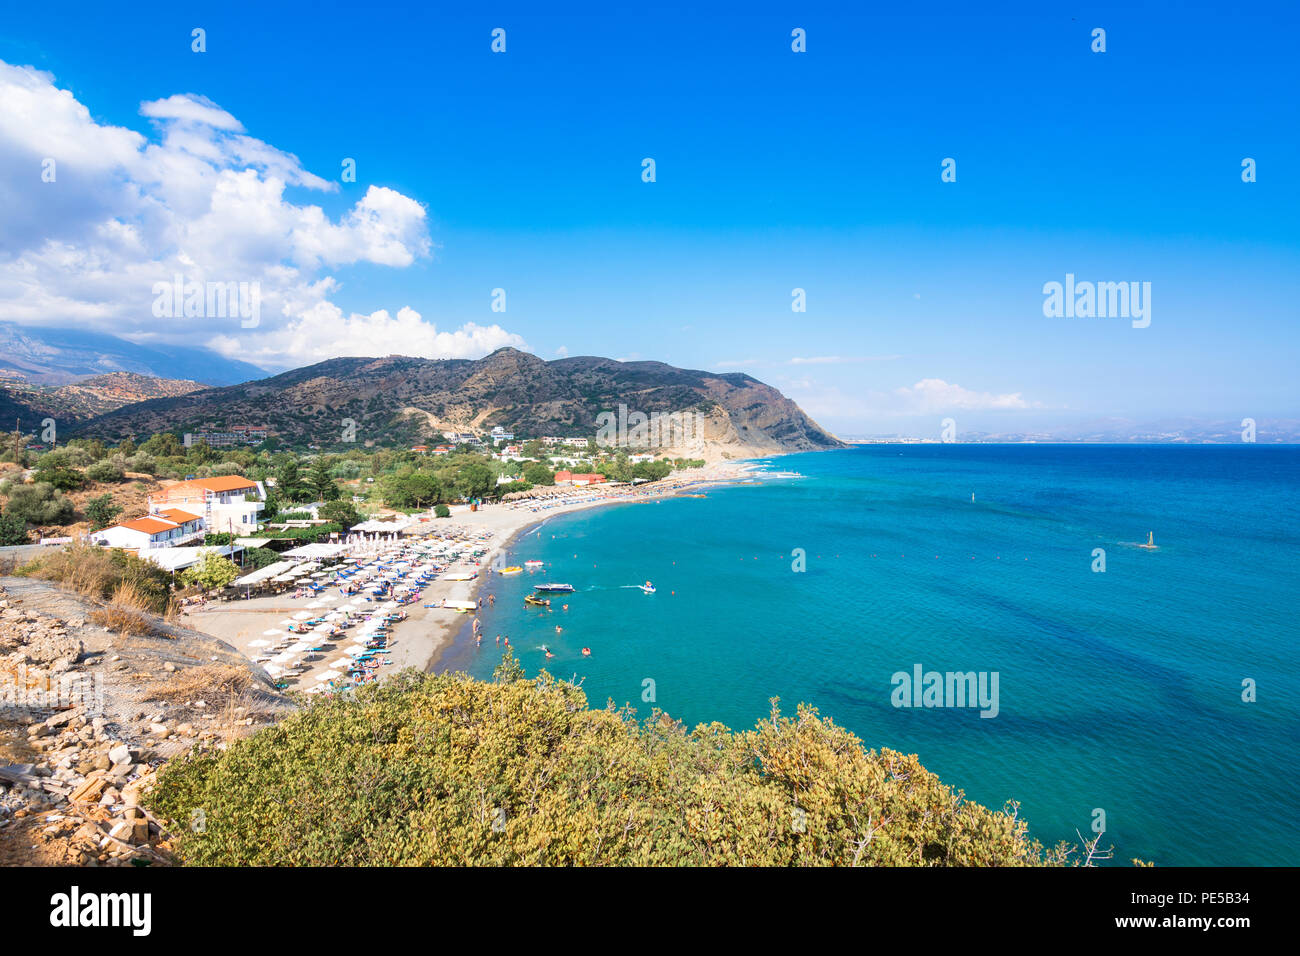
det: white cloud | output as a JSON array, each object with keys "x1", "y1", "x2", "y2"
[
  {"x1": 0, "y1": 60, "x2": 495, "y2": 371},
  {"x1": 207, "y1": 304, "x2": 525, "y2": 369},
  {"x1": 893, "y1": 378, "x2": 1033, "y2": 413},
  {"x1": 140, "y1": 94, "x2": 243, "y2": 131},
  {"x1": 555, "y1": 345, "x2": 569, "y2": 357}
]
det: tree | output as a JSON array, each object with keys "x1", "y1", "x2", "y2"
[
  {"x1": 522, "y1": 462, "x2": 554, "y2": 486},
  {"x1": 32, "y1": 452, "x2": 85, "y2": 491},
  {"x1": 0, "y1": 506, "x2": 27, "y2": 545},
  {"x1": 4, "y1": 483, "x2": 75, "y2": 525},
  {"x1": 454, "y1": 462, "x2": 494, "y2": 501},
  {"x1": 140, "y1": 432, "x2": 185, "y2": 458},
  {"x1": 305, "y1": 458, "x2": 341, "y2": 502},
  {"x1": 274, "y1": 458, "x2": 304, "y2": 502},
  {"x1": 83, "y1": 494, "x2": 123, "y2": 531},
  {"x1": 186, "y1": 439, "x2": 218, "y2": 465},
  {"x1": 319, "y1": 500, "x2": 360, "y2": 532},
  {"x1": 180, "y1": 549, "x2": 241, "y2": 592},
  {"x1": 433, "y1": 504, "x2": 450, "y2": 518}
]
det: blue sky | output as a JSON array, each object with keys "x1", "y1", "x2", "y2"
[{"x1": 1, "y1": 1, "x2": 1296, "y2": 435}]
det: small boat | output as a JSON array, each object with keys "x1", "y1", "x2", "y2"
[
  {"x1": 524, "y1": 595, "x2": 550, "y2": 607},
  {"x1": 581, "y1": 647, "x2": 591, "y2": 657},
  {"x1": 639, "y1": 581, "x2": 656, "y2": 594},
  {"x1": 1138, "y1": 532, "x2": 1158, "y2": 550},
  {"x1": 524, "y1": 560, "x2": 544, "y2": 567},
  {"x1": 498, "y1": 566, "x2": 523, "y2": 575},
  {"x1": 534, "y1": 583, "x2": 575, "y2": 593}
]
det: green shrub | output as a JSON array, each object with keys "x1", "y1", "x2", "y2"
[
  {"x1": 85, "y1": 460, "x2": 125, "y2": 483},
  {"x1": 148, "y1": 669, "x2": 1064, "y2": 867}
]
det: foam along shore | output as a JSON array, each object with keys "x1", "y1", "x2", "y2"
[{"x1": 186, "y1": 461, "x2": 767, "y2": 690}]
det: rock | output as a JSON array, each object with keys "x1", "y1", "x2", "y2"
[
  {"x1": 149, "y1": 722, "x2": 168, "y2": 735},
  {"x1": 108, "y1": 744, "x2": 133, "y2": 765},
  {"x1": 176, "y1": 723, "x2": 195, "y2": 736},
  {"x1": 163, "y1": 662, "x2": 176, "y2": 673},
  {"x1": 93, "y1": 755, "x2": 111, "y2": 771}
]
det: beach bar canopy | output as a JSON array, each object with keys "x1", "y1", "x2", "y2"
[
  {"x1": 234, "y1": 560, "x2": 298, "y2": 586},
  {"x1": 282, "y1": 542, "x2": 350, "y2": 560}
]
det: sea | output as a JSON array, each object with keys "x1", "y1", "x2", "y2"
[{"x1": 435, "y1": 444, "x2": 1300, "y2": 866}]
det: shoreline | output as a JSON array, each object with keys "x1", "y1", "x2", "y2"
[
  {"x1": 424, "y1": 460, "x2": 780, "y2": 673},
  {"x1": 184, "y1": 461, "x2": 782, "y2": 688}
]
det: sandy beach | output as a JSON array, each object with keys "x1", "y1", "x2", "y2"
[{"x1": 185, "y1": 461, "x2": 764, "y2": 690}]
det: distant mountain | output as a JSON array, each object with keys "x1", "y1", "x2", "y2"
[
  {"x1": 0, "y1": 371, "x2": 206, "y2": 433},
  {"x1": 0, "y1": 321, "x2": 266, "y2": 387},
  {"x1": 77, "y1": 348, "x2": 845, "y2": 456}
]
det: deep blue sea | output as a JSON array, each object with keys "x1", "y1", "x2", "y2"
[{"x1": 436, "y1": 445, "x2": 1300, "y2": 866}]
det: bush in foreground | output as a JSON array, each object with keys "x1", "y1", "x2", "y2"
[{"x1": 148, "y1": 667, "x2": 1065, "y2": 866}]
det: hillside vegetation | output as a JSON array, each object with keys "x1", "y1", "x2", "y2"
[{"x1": 148, "y1": 663, "x2": 1066, "y2": 866}]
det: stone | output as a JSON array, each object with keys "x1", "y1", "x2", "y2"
[{"x1": 108, "y1": 744, "x2": 132, "y2": 765}]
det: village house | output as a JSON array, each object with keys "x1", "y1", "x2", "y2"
[
  {"x1": 147, "y1": 475, "x2": 266, "y2": 535},
  {"x1": 553, "y1": 471, "x2": 606, "y2": 486},
  {"x1": 91, "y1": 509, "x2": 206, "y2": 553}
]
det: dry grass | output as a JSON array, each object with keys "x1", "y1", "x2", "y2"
[
  {"x1": 149, "y1": 664, "x2": 255, "y2": 705},
  {"x1": 18, "y1": 544, "x2": 175, "y2": 615},
  {"x1": 88, "y1": 580, "x2": 168, "y2": 638}
]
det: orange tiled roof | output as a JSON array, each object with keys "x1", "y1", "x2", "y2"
[
  {"x1": 158, "y1": 475, "x2": 257, "y2": 495},
  {"x1": 157, "y1": 508, "x2": 202, "y2": 524},
  {"x1": 117, "y1": 517, "x2": 178, "y2": 535}
]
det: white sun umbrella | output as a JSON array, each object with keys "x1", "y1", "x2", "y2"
[
  {"x1": 262, "y1": 628, "x2": 284, "y2": 636},
  {"x1": 249, "y1": 639, "x2": 271, "y2": 648},
  {"x1": 318, "y1": 594, "x2": 337, "y2": 603},
  {"x1": 318, "y1": 670, "x2": 341, "y2": 680},
  {"x1": 306, "y1": 602, "x2": 321, "y2": 609},
  {"x1": 272, "y1": 651, "x2": 297, "y2": 663},
  {"x1": 263, "y1": 664, "x2": 284, "y2": 676},
  {"x1": 292, "y1": 611, "x2": 312, "y2": 620},
  {"x1": 344, "y1": 646, "x2": 367, "y2": 657}
]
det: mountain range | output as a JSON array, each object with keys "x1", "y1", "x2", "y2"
[
  {"x1": 0, "y1": 321, "x2": 264, "y2": 386},
  {"x1": 73, "y1": 348, "x2": 844, "y2": 456}
]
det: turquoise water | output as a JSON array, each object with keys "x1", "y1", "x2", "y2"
[{"x1": 436, "y1": 445, "x2": 1300, "y2": 866}]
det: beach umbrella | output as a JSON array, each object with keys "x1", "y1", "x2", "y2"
[
  {"x1": 292, "y1": 611, "x2": 312, "y2": 620},
  {"x1": 262, "y1": 628, "x2": 284, "y2": 636},
  {"x1": 249, "y1": 639, "x2": 271, "y2": 648}
]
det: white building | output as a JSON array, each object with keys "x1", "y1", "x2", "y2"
[
  {"x1": 147, "y1": 476, "x2": 266, "y2": 535},
  {"x1": 92, "y1": 509, "x2": 206, "y2": 554}
]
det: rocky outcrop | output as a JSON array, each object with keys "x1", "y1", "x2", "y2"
[{"x1": 0, "y1": 578, "x2": 292, "y2": 865}]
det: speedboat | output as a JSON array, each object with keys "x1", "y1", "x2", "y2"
[
  {"x1": 524, "y1": 595, "x2": 550, "y2": 607},
  {"x1": 498, "y1": 566, "x2": 523, "y2": 575},
  {"x1": 534, "y1": 583, "x2": 575, "y2": 593},
  {"x1": 524, "y1": 560, "x2": 544, "y2": 567},
  {"x1": 639, "y1": 581, "x2": 656, "y2": 594}
]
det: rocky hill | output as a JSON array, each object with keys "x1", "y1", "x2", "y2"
[
  {"x1": 77, "y1": 348, "x2": 845, "y2": 457},
  {"x1": 1, "y1": 371, "x2": 205, "y2": 432}
]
